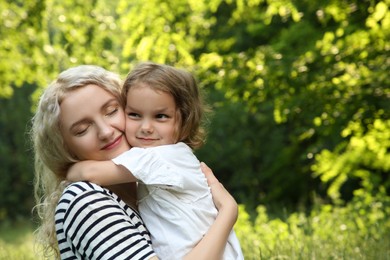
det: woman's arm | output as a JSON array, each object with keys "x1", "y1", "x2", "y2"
[{"x1": 184, "y1": 162, "x2": 238, "y2": 260}]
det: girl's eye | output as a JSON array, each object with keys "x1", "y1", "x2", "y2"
[
  {"x1": 127, "y1": 112, "x2": 141, "y2": 119},
  {"x1": 156, "y1": 114, "x2": 169, "y2": 119}
]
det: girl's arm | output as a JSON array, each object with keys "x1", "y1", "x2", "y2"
[
  {"x1": 67, "y1": 160, "x2": 137, "y2": 185},
  {"x1": 184, "y1": 162, "x2": 238, "y2": 260},
  {"x1": 68, "y1": 147, "x2": 178, "y2": 186}
]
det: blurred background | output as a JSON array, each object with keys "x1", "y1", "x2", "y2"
[{"x1": 0, "y1": 0, "x2": 389, "y2": 259}]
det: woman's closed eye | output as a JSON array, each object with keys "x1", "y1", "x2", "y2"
[
  {"x1": 106, "y1": 105, "x2": 119, "y2": 117},
  {"x1": 107, "y1": 108, "x2": 118, "y2": 116},
  {"x1": 73, "y1": 124, "x2": 90, "y2": 136}
]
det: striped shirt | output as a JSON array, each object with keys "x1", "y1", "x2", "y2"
[{"x1": 55, "y1": 181, "x2": 156, "y2": 260}]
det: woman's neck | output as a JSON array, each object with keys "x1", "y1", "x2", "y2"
[{"x1": 107, "y1": 182, "x2": 138, "y2": 210}]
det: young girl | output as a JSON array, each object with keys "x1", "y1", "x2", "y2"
[{"x1": 68, "y1": 62, "x2": 244, "y2": 259}]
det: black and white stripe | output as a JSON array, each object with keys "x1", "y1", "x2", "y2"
[{"x1": 55, "y1": 181, "x2": 155, "y2": 260}]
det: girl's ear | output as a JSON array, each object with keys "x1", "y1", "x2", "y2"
[{"x1": 174, "y1": 110, "x2": 184, "y2": 143}]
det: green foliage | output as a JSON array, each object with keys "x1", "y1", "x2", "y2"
[
  {"x1": 0, "y1": 222, "x2": 35, "y2": 260},
  {"x1": 0, "y1": 0, "x2": 125, "y2": 99},
  {"x1": 0, "y1": 1, "x2": 386, "y2": 258},
  {"x1": 313, "y1": 119, "x2": 390, "y2": 203},
  {"x1": 0, "y1": 84, "x2": 35, "y2": 221},
  {"x1": 235, "y1": 192, "x2": 390, "y2": 259},
  {"x1": 0, "y1": 0, "x2": 388, "y2": 220},
  {"x1": 0, "y1": 0, "x2": 48, "y2": 97},
  {"x1": 0, "y1": 240, "x2": 35, "y2": 260},
  {"x1": 1, "y1": 197, "x2": 389, "y2": 259},
  {"x1": 195, "y1": 0, "x2": 389, "y2": 206}
]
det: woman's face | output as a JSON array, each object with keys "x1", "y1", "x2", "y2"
[{"x1": 60, "y1": 84, "x2": 130, "y2": 161}]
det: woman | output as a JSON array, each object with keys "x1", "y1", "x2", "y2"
[{"x1": 31, "y1": 65, "x2": 238, "y2": 259}]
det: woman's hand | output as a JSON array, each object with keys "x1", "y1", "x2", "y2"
[
  {"x1": 184, "y1": 162, "x2": 238, "y2": 260},
  {"x1": 200, "y1": 162, "x2": 238, "y2": 219}
]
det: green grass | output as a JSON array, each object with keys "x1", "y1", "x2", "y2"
[
  {"x1": 1, "y1": 196, "x2": 390, "y2": 260},
  {"x1": 235, "y1": 194, "x2": 390, "y2": 260},
  {"x1": 0, "y1": 221, "x2": 36, "y2": 260}
]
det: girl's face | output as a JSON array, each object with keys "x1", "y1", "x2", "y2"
[
  {"x1": 124, "y1": 84, "x2": 178, "y2": 148},
  {"x1": 60, "y1": 84, "x2": 130, "y2": 161}
]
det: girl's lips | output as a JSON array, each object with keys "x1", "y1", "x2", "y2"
[
  {"x1": 138, "y1": 137, "x2": 156, "y2": 141},
  {"x1": 137, "y1": 137, "x2": 158, "y2": 143},
  {"x1": 101, "y1": 135, "x2": 123, "y2": 150},
  {"x1": 136, "y1": 138, "x2": 162, "y2": 148}
]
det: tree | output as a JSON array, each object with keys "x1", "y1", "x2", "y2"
[{"x1": 0, "y1": 0, "x2": 388, "y2": 220}]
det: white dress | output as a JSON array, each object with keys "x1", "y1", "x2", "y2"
[{"x1": 112, "y1": 142, "x2": 244, "y2": 260}]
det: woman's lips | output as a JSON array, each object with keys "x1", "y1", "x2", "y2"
[{"x1": 101, "y1": 135, "x2": 123, "y2": 150}]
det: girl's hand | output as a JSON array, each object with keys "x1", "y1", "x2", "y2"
[{"x1": 67, "y1": 161, "x2": 90, "y2": 182}]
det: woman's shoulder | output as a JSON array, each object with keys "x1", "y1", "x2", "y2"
[
  {"x1": 63, "y1": 181, "x2": 106, "y2": 194},
  {"x1": 57, "y1": 181, "x2": 115, "y2": 208},
  {"x1": 55, "y1": 182, "x2": 154, "y2": 259},
  {"x1": 57, "y1": 181, "x2": 137, "y2": 213},
  {"x1": 55, "y1": 181, "x2": 140, "y2": 221},
  {"x1": 59, "y1": 181, "x2": 102, "y2": 198}
]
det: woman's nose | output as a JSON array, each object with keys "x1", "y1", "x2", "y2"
[{"x1": 97, "y1": 120, "x2": 114, "y2": 139}]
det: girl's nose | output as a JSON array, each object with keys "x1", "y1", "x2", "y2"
[{"x1": 140, "y1": 119, "x2": 153, "y2": 133}]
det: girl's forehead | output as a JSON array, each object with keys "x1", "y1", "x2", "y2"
[{"x1": 133, "y1": 82, "x2": 169, "y2": 92}]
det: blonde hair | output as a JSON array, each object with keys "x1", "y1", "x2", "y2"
[
  {"x1": 31, "y1": 65, "x2": 123, "y2": 258},
  {"x1": 123, "y1": 62, "x2": 208, "y2": 149}
]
